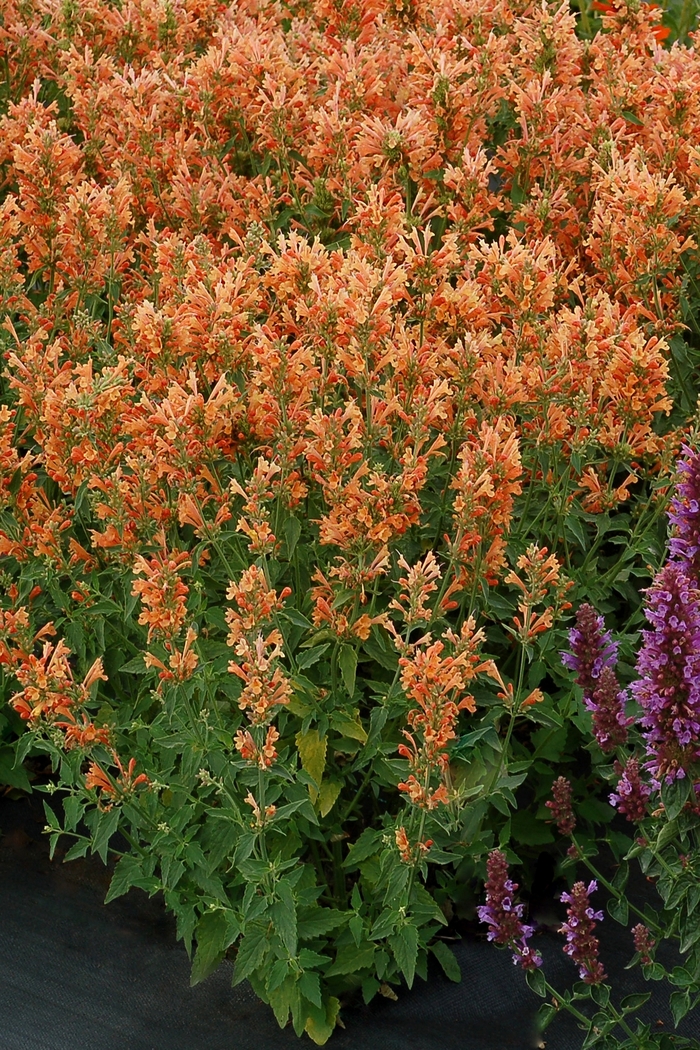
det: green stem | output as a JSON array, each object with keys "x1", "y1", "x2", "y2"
[{"x1": 571, "y1": 836, "x2": 664, "y2": 938}]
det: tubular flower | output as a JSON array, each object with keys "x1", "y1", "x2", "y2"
[
  {"x1": 85, "y1": 752, "x2": 149, "y2": 808},
  {"x1": 668, "y1": 445, "x2": 700, "y2": 582},
  {"x1": 506, "y1": 546, "x2": 572, "y2": 644},
  {"x1": 394, "y1": 825, "x2": 433, "y2": 864},
  {"x1": 229, "y1": 632, "x2": 293, "y2": 726},
  {"x1": 131, "y1": 548, "x2": 191, "y2": 643},
  {"x1": 562, "y1": 603, "x2": 619, "y2": 699},
  {"x1": 610, "y1": 757, "x2": 651, "y2": 822},
  {"x1": 560, "y1": 881, "x2": 606, "y2": 985},
  {"x1": 395, "y1": 618, "x2": 497, "y2": 810},
  {"x1": 477, "y1": 850, "x2": 542, "y2": 970},
  {"x1": 546, "y1": 776, "x2": 576, "y2": 837},
  {"x1": 450, "y1": 418, "x2": 523, "y2": 588},
  {"x1": 631, "y1": 563, "x2": 700, "y2": 785}
]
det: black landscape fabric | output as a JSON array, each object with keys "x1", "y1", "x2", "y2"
[{"x1": 1, "y1": 794, "x2": 697, "y2": 1050}]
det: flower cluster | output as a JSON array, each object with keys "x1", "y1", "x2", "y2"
[
  {"x1": 562, "y1": 603, "x2": 630, "y2": 752},
  {"x1": 477, "y1": 850, "x2": 541, "y2": 971},
  {"x1": 668, "y1": 445, "x2": 700, "y2": 581},
  {"x1": 559, "y1": 880, "x2": 607, "y2": 985},
  {"x1": 632, "y1": 563, "x2": 700, "y2": 785},
  {"x1": 609, "y1": 756, "x2": 652, "y2": 822},
  {"x1": 546, "y1": 776, "x2": 576, "y2": 837}
]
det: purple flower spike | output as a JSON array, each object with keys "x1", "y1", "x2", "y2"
[
  {"x1": 632, "y1": 563, "x2": 700, "y2": 785},
  {"x1": 562, "y1": 603, "x2": 619, "y2": 698},
  {"x1": 668, "y1": 445, "x2": 700, "y2": 581},
  {"x1": 610, "y1": 756, "x2": 651, "y2": 822},
  {"x1": 559, "y1": 880, "x2": 606, "y2": 985},
  {"x1": 478, "y1": 850, "x2": 542, "y2": 971},
  {"x1": 585, "y1": 666, "x2": 632, "y2": 753}
]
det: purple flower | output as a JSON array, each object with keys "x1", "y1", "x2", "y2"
[
  {"x1": 559, "y1": 880, "x2": 606, "y2": 985},
  {"x1": 631, "y1": 563, "x2": 700, "y2": 785},
  {"x1": 609, "y1": 756, "x2": 651, "y2": 822},
  {"x1": 668, "y1": 445, "x2": 700, "y2": 581},
  {"x1": 585, "y1": 666, "x2": 632, "y2": 753},
  {"x1": 562, "y1": 603, "x2": 619, "y2": 698},
  {"x1": 477, "y1": 850, "x2": 542, "y2": 971}
]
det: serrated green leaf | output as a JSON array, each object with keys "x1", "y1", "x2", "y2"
[
  {"x1": 272, "y1": 881, "x2": 297, "y2": 956},
  {"x1": 297, "y1": 644, "x2": 330, "y2": 669},
  {"x1": 430, "y1": 941, "x2": 461, "y2": 982},
  {"x1": 296, "y1": 729, "x2": 327, "y2": 802},
  {"x1": 325, "y1": 942, "x2": 375, "y2": 977},
  {"x1": 105, "y1": 853, "x2": 145, "y2": 903},
  {"x1": 317, "y1": 778, "x2": 341, "y2": 817},
  {"x1": 389, "y1": 925, "x2": 419, "y2": 988},
  {"x1": 338, "y1": 644, "x2": 357, "y2": 696},
  {"x1": 92, "y1": 806, "x2": 120, "y2": 864},
  {"x1": 298, "y1": 970, "x2": 322, "y2": 1008},
  {"x1": 330, "y1": 711, "x2": 367, "y2": 743},
  {"x1": 0, "y1": 746, "x2": 31, "y2": 791},
  {"x1": 232, "y1": 921, "x2": 269, "y2": 985},
  {"x1": 120, "y1": 655, "x2": 148, "y2": 674},
  {"x1": 191, "y1": 909, "x2": 234, "y2": 986}
]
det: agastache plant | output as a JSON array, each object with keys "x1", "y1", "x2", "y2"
[
  {"x1": 631, "y1": 562, "x2": 700, "y2": 786},
  {"x1": 562, "y1": 603, "x2": 630, "y2": 752},
  {"x1": 559, "y1": 880, "x2": 607, "y2": 986},
  {"x1": 477, "y1": 850, "x2": 541, "y2": 971},
  {"x1": 667, "y1": 444, "x2": 700, "y2": 581}
]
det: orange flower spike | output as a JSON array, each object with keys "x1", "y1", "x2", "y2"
[
  {"x1": 390, "y1": 550, "x2": 442, "y2": 626},
  {"x1": 132, "y1": 549, "x2": 191, "y2": 643}
]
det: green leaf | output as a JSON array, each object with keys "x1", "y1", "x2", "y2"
[
  {"x1": 296, "y1": 729, "x2": 327, "y2": 801},
  {"x1": 92, "y1": 806, "x2": 120, "y2": 864},
  {"x1": 232, "y1": 921, "x2": 269, "y2": 985},
  {"x1": 607, "y1": 897, "x2": 629, "y2": 925},
  {"x1": 191, "y1": 910, "x2": 233, "y2": 986},
  {"x1": 670, "y1": 989, "x2": 691, "y2": 1027},
  {"x1": 338, "y1": 644, "x2": 357, "y2": 696},
  {"x1": 298, "y1": 970, "x2": 322, "y2": 1008},
  {"x1": 105, "y1": 853, "x2": 146, "y2": 903},
  {"x1": 120, "y1": 655, "x2": 148, "y2": 674},
  {"x1": 526, "y1": 968, "x2": 547, "y2": 997},
  {"x1": 298, "y1": 909, "x2": 346, "y2": 939},
  {"x1": 304, "y1": 995, "x2": 340, "y2": 1045},
  {"x1": 272, "y1": 881, "x2": 297, "y2": 956},
  {"x1": 330, "y1": 711, "x2": 367, "y2": 743},
  {"x1": 297, "y1": 644, "x2": 331, "y2": 669},
  {"x1": 620, "y1": 992, "x2": 651, "y2": 1012},
  {"x1": 63, "y1": 839, "x2": 90, "y2": 862},
  {"x1": 679, "y1": 911, "x2": 700, "y2": 953},
  {"x1": 430, "y1": 941, "x2": 461, "y2": 982},
  {"x1": 283, "y1": 516, "x2": 302, "y2": 558},
  {"x1": 325, "y1": 942, "x2": 375, "y2": 977},
  {"x1": 388, "y1": 924, "x2": 419, "y2": 988},
  {"x1": 0, "y1": 746, "x2": 31, "y2": 791},
  {"x1": 343, "y1": 828, "x2": 383, "y2": 868},
  {"x1": 317, "y1": 779, "x2": 341, "y2": 817}
]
